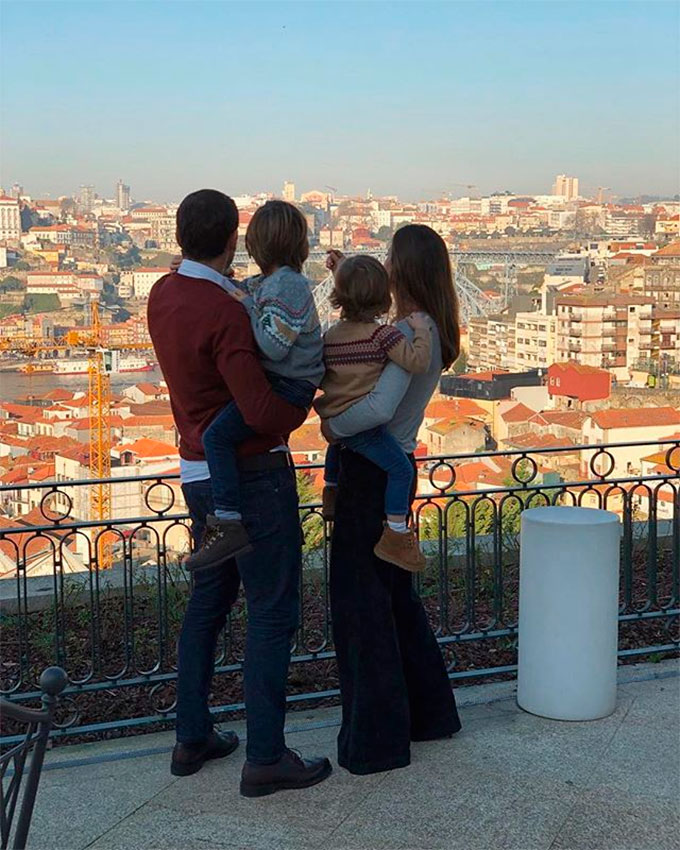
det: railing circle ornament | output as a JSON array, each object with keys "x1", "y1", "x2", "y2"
[
  {"x1": 39, "y1": 488, "x2": 73, "y2": 523},
  {"x1": 143, "y1": 482, "x2": 176, "y2": 515},
  {"x1": 428, "y1": 461, "x2": 456, "y2": 493},
  {"x1": 149, "y1": 681, "x2": 177, "y2": 715},
  {"x1": 590, "y1": 447, "x2": 615, "y2": 479},
  {"x1": 511, "y1": 454, "x2": 538, "y2": 485}
]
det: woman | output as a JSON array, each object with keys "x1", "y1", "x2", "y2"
[{"x1": 325, "y1": 224, "x2": 462, "y2": 775}]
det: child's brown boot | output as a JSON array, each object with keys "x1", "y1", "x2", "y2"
[
  {"x1": 374, "y1": 524, "x2": 426, "y2": 572},
  {"x1": 322, "y1": 486, "x2": 337, "y2": 521}
]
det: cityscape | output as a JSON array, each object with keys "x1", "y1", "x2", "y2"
[{"x1": 0, "y1": 175, "x2": 679, "y2": 574}]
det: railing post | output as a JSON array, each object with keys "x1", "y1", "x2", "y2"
[
  {"x1": 517, "y1": 506, "x2": 620, "y2": 720},
  {"x1": 11, "y1": 667, "x2": 67, "y2": 850}
]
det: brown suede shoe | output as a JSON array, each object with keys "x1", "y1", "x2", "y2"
[
  {"x1": 185, "y1": 515, "x2": 253, "y2": 572},
  {"x1": 322, "y1": 485, "x2": 337, "y2": 521},
  {"x1": 240, "y1": 748, "x2": 332, "y2": 798},
  {"x1": 171, "y1": 729, "x2": 239, "y2": 776},
  {"x1": 374, "y1": 524, "x2": 426, "y2": 573}
]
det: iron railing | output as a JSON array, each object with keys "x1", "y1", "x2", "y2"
[{"x1": 0, "y1": 441, "x2": 678, "y2": 743}]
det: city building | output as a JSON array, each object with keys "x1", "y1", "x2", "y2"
[
  {"x1": 283, "y1": 181, "x2": 296, "y2": 203},
  {"x1": 642, "y1": 242, "x2": 680, "y2": 311},
  {"x1": 132, "y1": 267, "x2": 167, "y2": 298},
  {"x1": 547, "y1": 362, "x2": 612, "y2": 408},
  {"x1": 441, "y1": 369, "x2": 545, "y2": 401},
  {"x1": 467, "y1": 315, "x2": 515, "y2": 372},
  {"x1": 552, "y1": 174, "x2": 579, "y2": 200},
  {"x1": 513, "y1": 312, "x2": 557, "y2": 370},
  {"x1": 116, "y1": 180, "x2": 131, "y2": 211},
  {"x1": 582, "y1": 407, "x2": 680, "y2": 477},
  {"x1": 0, "y1": 195, "x2": 21, "y2": 244},
  {"x1": 555, "y1": 294, "x2": 654, "y2": 380},
  {"x1": 78, "y1": 185, "x2": 95, "y2": 214},
  {"x1": 27, "y1": 223, "x2": 96, "y2": 247},
  {"x1": 25, "y1": 271, "x2": 103, "y2": 304},
  {"x1": 150, "y1": 215, "x2": 177, "y2": 250}
]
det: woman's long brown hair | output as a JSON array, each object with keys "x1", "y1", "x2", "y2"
[{"x1": 389, "y1": 224, "x2": 461, "y2": 370}]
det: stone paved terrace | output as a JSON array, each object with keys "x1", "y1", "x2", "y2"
[{"x1": 27, "y1": 660, "x2": 679, "y2": 850}]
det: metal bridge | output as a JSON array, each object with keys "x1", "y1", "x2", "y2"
[{"x1": 234, "y1": 248, "x2": 557, "y2": 326}]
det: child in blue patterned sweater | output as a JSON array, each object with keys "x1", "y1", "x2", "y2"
[{"x1": 186, "y1": 200, "x2": 324, "y2": 571}]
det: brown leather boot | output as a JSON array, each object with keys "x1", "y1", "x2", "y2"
[
  {"x1": 240, "y1": 748, "x2": 332, "y2": 798},
  {"x1": 322, "y1": 485, "x2": 337, "y2": 521},
  {"x1": 185, "y1": 515, "x2": 253, "y2": 572},
  {"x1": 374, "y1": 524, "x2": 426, "y2": 572}
]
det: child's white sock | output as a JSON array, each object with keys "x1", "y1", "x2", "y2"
[
  {"x1": 215, "y1": 509, "x2": 242, "y2": 521},
  {"x1": 387, "y1": 520, "x2": 408, "y2": 534}
]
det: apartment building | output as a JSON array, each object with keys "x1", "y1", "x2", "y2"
[
  {"x1": 513, "y1": 312, "x2": 557, "y2": 370},
  {"x1": 0, "y1": 195, "x2": 21, "y2": 243},
  {"x1": 150, "y1": 215, "x2": 177, "y2": 251},
  {"x1": 555, "y1": 294, "x2": 654, "y2": 380},
  {"x1": 132, "y1": 267, "x2": 167, "y2": 298},
  {"x1": 467, "y1": 315, "x2": 515, "y2": 371},
  {"x1": 642, "y1": 245, "x2": 680, "y2": 310}
]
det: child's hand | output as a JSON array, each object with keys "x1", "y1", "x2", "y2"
[
  {"x1": 170, "y1": 255, "x2": 182, "y2": 273},
  {"x1": 406, "y1": 312, "x2": 429, "y2": 331},
  {"x1": 326, "y1": 250, "x2": 345, "y2": 274}
]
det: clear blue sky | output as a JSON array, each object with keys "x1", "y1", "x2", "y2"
[{"x1": 1, "y1": 0, "x2": 678, "y2": 202}]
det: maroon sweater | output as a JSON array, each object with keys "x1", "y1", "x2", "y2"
[{"x1": 147, "y1": 271, "x2": 307, "y2": 461}]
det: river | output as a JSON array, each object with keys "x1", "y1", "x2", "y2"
[{"x1": 0, "y1": 365, "x2": 165, "y2": 402}]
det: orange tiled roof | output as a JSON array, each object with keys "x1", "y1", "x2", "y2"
[
  {"x1": 654, "y1": 240, "x2": 680, "y2": 257},
  {"x1": 425, "y1": 399, "x2": 488, "y2": 420},
  {"x1": 501, "y1": 402, "x2": 535, "y2": 423},
  {"x1": 590, "y1": 407, "x2": 680, "y2": 430}
]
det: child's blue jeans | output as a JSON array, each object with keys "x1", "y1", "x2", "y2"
[
  {"x1": 203, "y1": 374, "x2": 316, "y2": 518},
  {"x1": 324, "y1": 426, "x2": 413, "y2": 518}
]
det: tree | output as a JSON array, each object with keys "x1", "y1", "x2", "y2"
[
  {"x1": 0, "y1": 275, "x2": 23, "y2": 293},
  {"x1": 296, "y1": 471, "x2": 324, "y2": 552},
  {"x1": 452, "y1": 350, "x2": 468, "y2": 375},
  {"x1": 376, "y1": 225, "x2": 393, "y2": 242}
]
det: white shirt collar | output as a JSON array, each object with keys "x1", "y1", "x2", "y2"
[{"x1": 178, "y1": 258, "x2": 230, "y2": 290}]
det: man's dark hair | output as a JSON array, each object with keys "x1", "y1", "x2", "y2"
[{"x1": 176, "y1": 189, "x2": 239, "y2": 260}]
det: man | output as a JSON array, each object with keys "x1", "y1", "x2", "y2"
[{"x1": 148, "y1": 189, "x2": 331, "y2": 797}]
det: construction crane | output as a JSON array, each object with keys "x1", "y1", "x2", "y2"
[{"x1": 1, "y1": 301, "x2": 154, "y2": 568}]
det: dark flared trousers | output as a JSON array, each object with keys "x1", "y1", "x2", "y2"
[{"x1": 330, "y1": 449, "x2": 461, "y2": 775}]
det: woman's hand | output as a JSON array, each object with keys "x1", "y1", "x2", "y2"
[
  {"x1": 326, "y1": 250, "x2": 345, "y2": 274},
  {"x1": 170, "y1": 255, "x2": 182, "y2": 273}
]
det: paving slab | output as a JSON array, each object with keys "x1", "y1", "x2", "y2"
[{"x1": 22, "y1": 659, "x2": 679, "y2": 850}]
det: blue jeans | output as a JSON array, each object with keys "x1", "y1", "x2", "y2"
[
  {"x1": 203, "y1": 374, "x2": 316, "y2": 516},
  {"x1": 325, "y1": 426, "x2": 413, "y2": 517},
  {"x1": 177, "y1": 466, "x2": 302, "y2": 764}
]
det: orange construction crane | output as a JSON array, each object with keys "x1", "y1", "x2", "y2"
[{"x1": 2, "y1": 302, "x2": 154, "y2": 568}]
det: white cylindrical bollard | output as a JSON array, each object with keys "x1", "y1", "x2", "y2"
[{"x1": 517, "y1": 505, "x2": 620, "y2": 721}]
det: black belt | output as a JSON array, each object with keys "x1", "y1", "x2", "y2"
[{"x1": 238, "y1": 451, "x2": 294, "y2": 473}]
